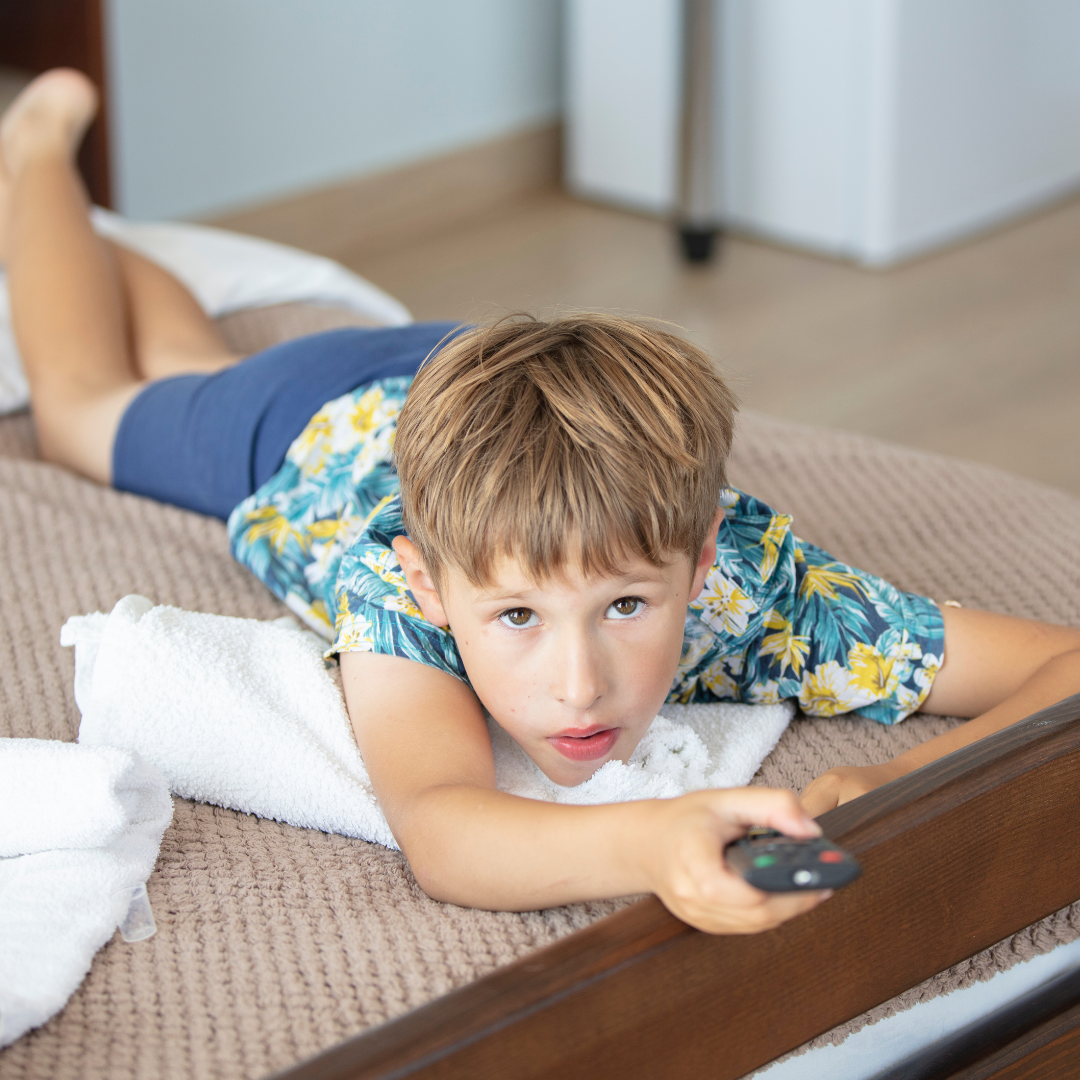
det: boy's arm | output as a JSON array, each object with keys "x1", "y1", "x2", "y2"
[
  {"x1": 341, "y1": 650, "x2": 829, "y2": 934},
  {"x1": 801, "y1": 607, "x2": 1080, "y2": 815}
]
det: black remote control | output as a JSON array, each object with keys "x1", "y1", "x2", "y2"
[{"x1": 726, "y1": 827, "x2": 861, "y2": 892}]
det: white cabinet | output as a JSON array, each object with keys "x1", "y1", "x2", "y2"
[{"x1": 566, "y1": 0, "x2": 1080, "y2": 265}]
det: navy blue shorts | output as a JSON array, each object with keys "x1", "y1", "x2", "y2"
[{"x1": 112, "y1": 322, "x2": 462, "y2": 520}]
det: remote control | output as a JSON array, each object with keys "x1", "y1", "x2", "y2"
[{"x1": 726, "y1": 827, "x2": 861, "y2": 892}]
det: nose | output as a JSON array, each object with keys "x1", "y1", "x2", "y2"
[{"x1": 550, "y1": 630, "x2": 607, "y2": 711}]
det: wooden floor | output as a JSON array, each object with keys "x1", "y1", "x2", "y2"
[{"x1": 329, "y1": 188, "x2": 1080, "y2": 498}]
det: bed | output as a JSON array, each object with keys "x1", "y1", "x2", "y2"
[{"x1": 1, "y1": 301, "x2": 1078, "y2": 1080}]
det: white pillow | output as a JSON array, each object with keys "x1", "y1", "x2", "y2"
[{"x1": 0, "y1": 209, "x2": 412, "y2": 416}]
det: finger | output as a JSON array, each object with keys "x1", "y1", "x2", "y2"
[
  {"x1": 798, "y1": 785, "x2": 837, "y2": 817},
  {"x1": 709, "y1": 787, "x2": 822, "y2": 838}
]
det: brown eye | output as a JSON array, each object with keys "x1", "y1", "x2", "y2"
[
  {"x1": 608, "y1": 597, "x2": 644, "y2": 619},
  {"x1": 500, "y1": 608, "x2": 538, "y2": 629}
]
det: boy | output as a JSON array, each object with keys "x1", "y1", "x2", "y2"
[{"x1": 5, "y1": 71, "x2": 1080, "y2": 936}]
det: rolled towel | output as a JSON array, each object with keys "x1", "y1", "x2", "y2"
[
  {"x1": 64, "y1": 595, "x2": 793, "y2": 850},
  {"x1": 0, "y1": 739, "x2": 172, "y2": 1047}
]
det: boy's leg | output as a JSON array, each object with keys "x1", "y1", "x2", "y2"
[
  {"x1": 112, "y1": 243, "x2": 241, "y2": 381},
  {"x1": 1, "y1": 69, "x2": 239, "y2": 486}
]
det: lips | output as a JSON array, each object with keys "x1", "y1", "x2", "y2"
[{"x1": 547, "y1": 726, "x2": 620, "y2": 761}]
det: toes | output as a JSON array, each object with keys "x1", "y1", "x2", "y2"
[{"x1": 0, "y1": 69, "x2": 99, "y2": 172}]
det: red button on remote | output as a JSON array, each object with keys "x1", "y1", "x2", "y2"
[{"x1": 818, "y1": 850, "x2": 844, "y2": 863}]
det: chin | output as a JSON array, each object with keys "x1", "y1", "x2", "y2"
[{"x1": 543, "y1": 757, "x2": 608, "y2": 788}]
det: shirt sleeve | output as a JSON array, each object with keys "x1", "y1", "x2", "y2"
[
  {"x1": 330, "y1": 495, "x2": 469, "y2": 682},
  {"x1": 673, "y1": 489, "x2": 944, "y2": 724},
  {"x1": 782, "y1": 539, "x2": 944, "y2": 723}
]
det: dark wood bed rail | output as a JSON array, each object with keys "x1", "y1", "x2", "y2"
[{"x1": 274, "y1": 694, "x2": 1080, "y2": 1080}]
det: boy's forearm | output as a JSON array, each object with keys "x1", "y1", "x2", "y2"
[
  {"x1": 897, "y1": 648, "x2": 1080, "y2": 773},
  {"x1": 802, "y1": 649, "x2": 1080, "y2": 816},
  {"x1": 398, "y1": 786, "x2": 659, "y2": 910}
]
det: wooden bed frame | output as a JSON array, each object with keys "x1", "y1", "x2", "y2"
[{"x1": 273, "y1": 693, "x2": 1080, "y2": 1080}]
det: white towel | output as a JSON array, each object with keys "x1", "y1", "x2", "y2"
[
  {"x1": 0, "y1": 208, "x2": 412, "y2": 416},
  {"x1": 64, "y1": 595, "x2": 793, "y2": 850},
  {"x1": 0, "y1": 739, "x2": 173, "y2": 1047}
]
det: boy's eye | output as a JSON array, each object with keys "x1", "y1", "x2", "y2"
[
  {"x1": 606, "y1": 597, "x2": 644, "y2": 619},
  {"x1": 499, "y1": 607, "x2": 539, "y2": 629}
]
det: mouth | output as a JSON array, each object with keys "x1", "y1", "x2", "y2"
[{"x1": 547, "y1": 726, "x2": 620, "y2": 762}]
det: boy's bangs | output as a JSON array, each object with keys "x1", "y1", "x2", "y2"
[
  {"x1": 394, "y1": 314, "x2": 737, "y2": 594},
  {"x1": 438, "y1": 435, "x2": 707, "y2": 588}
]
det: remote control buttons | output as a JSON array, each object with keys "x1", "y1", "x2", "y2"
[
  {"x1": 819, "y1": 850, "x2": 844, "y2": 863},
  {"x1": 792, "y1": 869, "x2": 820, "y2": 886},
  {"x1": 753, "y1": 855, "x2": 777, "y2": 867}
]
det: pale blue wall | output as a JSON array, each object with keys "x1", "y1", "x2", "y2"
[{"x1": 106, "y1": 0, "x2": 563, "y2": 220}]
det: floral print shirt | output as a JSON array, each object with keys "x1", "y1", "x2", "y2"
[{"x1": 229, "y1": 377, "x2": 944, "y2": 724}]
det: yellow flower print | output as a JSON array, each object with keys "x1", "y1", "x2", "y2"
[
  {"x1": 757, "y1": 608, "x2": 810, "y2": 677},
  {"x1": 383, "y1": 593, "x2": 425, "y2": 621},
  {"x1": 289, "y1": 407, "x2": 332, "y2": 463},
  {"x1": 349, "y1": 386, "x2": 385, "y2": 438},
  {"x1": 847, "y1": 642, "x2": 899, "y2": 699},
  {"x1": 334, "y1": 613, "x2": 375, "y2": 652},
  {"x1": 915, "y1": 652, "x2": 943, "y2": 692},
  {"x1": 676, "y1": 628, "x2": 716, "y2": 679},
  {"x1": 755, "y1": 513, "x2": 791, "y2": 581},
  {"x1": 696, "y1": 571, "x2": 758, "y2": 636},
  {"x1": 306, "y1": 513, "x2": 363, "y2": 553},
  {"x1": 360, "y1": 548, "x2": 408, "y2": 591},
  {"x1": 305, "y1": 599, "x2": 333, "y2": 635},
  {"x1": 799, "y1": 564, "x2": 866, "y2": 603},
  {"x1": 799, "y1": 661, "x2": 859, "y2": 717},
  {"x1": 893, "y1": 684, "x2": 921, "y2": 717},
  {"x1": 242, "y1": 506, "x2": 302, "y2": 553},
  {"x1": 285, "y1": 594, "x2": 335, "y2": 639},
  {"x1": 747, "y1": 679, "x2": 783, "y2": 705},
  {"x1": 718, "y1": 488, "x2": 740, "y2": 514},
  {"x1": 700, "y1": 660, "x2": 740, "y2": 700}
]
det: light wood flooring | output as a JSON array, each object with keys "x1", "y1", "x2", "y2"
[{"x1": 245, "y1": 186, "x2": 1080, "y2": 497}]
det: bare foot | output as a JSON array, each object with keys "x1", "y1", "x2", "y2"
[{"x1": 0, "y1": 69, "x2": 98, "y2": 179}]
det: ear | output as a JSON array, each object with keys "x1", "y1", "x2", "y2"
[
  {"x1": 689, "y1": 507, "x2": 724, "y2": 602},
  {"x1": 392, "y1": 536, "x2": 450, "y2": 627}
]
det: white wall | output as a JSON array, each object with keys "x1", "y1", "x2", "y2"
[{"x1": 105, "y1": 0, "x2": 563, "y2": 221}]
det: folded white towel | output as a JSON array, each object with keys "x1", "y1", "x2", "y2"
[
  {"x1": 64, "y1": 595, "x2": 792, "y2": 849},
  {"x1": 0, "y1": 209, "x2": 412, "y2": 416},
  {"x1": 0, "y1": 739, "x2": 172, "y2": 1047}
]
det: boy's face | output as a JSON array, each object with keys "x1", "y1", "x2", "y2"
[{"x1": 394, "y1": 512, "x2": 720, "y2": 787}]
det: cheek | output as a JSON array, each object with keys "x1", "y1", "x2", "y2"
[
  {"x1": 454, "y1": 627, "x2": 539, "y2": 715},
  {"x1": 614, "y1": 613, "x2": 686, "y2": 703}
]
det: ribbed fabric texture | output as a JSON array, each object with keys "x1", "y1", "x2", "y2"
[{"x1": 0, "y1": 303, "x2": 1077, "y2": 1078}]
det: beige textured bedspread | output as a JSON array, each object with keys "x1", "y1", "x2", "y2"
[{"x1": 1, "y1": 304, "x2": 1078, "y2": 1078}]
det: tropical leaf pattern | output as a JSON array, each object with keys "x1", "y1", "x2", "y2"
[{"x1": 229, "y1": 379, "x2": 943, "y2": 724}]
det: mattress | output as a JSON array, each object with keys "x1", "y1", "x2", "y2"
[{"x1": 1, "y1": 302, "x2": 1077, "y2": 1080}]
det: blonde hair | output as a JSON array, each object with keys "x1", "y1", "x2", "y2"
[{"x1": 394, "y1": 313, "x2": 737, "y2": 591}]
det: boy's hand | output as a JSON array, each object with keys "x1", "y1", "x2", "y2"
[
  {"x1": 642, "y1": 788, "x2": 833, "y2": 934},
  {"x1": 343, "y1": 654, "x2": 833, "y2": 933},
  {"x1": 799, "y1": 762, "x2": 905, "y2": 817}
]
